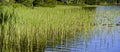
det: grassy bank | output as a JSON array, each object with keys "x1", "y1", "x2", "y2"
[{"x1": 0, "y1": 5, "x2": 95, "y2": 52}]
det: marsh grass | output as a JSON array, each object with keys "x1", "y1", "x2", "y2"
[{"x1": 0, "y1": 5, "x2": 95, "y2": 52}]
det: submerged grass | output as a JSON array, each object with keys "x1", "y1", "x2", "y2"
[{"x1": 0, "y1": 5, "x2": 95, "y2": 52}]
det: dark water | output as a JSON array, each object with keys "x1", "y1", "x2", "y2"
[{"x1": 45, "y1": 6, "x2": 120, "y2": 52}]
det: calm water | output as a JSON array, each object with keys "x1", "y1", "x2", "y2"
[{"x1": 45, "y1": 6, "x2": 120, "y2": 52}]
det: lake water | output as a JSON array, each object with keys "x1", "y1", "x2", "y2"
[{"x1": 45, "y1": 6, "x2": 120, "y2": 52}]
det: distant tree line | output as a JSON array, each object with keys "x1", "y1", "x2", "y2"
[{"x1": 0, "y1": 0, "x2": 119, "y2": 7}]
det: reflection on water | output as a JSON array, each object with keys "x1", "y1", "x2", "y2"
[
  {"x1": 95, "y1": 6, "x2": 120, "y2": 25},
  {"x1": 45, "y1": 26, "x2": 120, "y2": 52},
  {"x1": 45, "y1": 6, "x2": 120, "y2": 52}
]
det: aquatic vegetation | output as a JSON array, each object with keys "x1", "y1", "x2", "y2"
[{"x1": 0, "y1": 5, "x2": 95, "y2": 52}]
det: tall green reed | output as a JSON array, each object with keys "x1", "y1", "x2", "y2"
[{"x1": 0, "y1": 5, "x2": 95, "y2": 52}]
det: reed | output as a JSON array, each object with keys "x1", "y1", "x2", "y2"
[{"x1": 0, "y1": 5, "x2": 95, "y2": 52}]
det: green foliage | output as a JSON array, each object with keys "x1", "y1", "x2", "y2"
[
  {"x1": 33, "y1": 0, "x2": 57, "y2": 7},
  {"x1": 85, "y1": 0, "x2": 97, "y2": 5},
  {"x1": 0, "y1": 0, "x2": 15, "y2": 5},
  {"x1": 0, "y1": 0, "x2": 8, "y2": 5},
  {"x1": 15, "y1": 0, "x2": 34, "y2": 7},
  {"x1": 0, "y1": 5, "x2": 14, "y2": 24},
  {"x1": 0, "y1": 0, "x2": 119, "y2": 7},
  {"x1": 33, "y1": 0, "x2": 44, "y2": 6}
]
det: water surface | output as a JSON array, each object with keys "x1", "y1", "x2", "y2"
[{"x1": 45, "y1": 6, "x2": 120, "y2": 52}]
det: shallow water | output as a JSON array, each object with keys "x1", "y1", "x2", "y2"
[{"x1": 45, "y1": 6, "x2": 120, "y2": 52}]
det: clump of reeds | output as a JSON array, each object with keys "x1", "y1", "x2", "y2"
[{"x1": 0, "y1": 5, "x2": 95, "y2": 52}]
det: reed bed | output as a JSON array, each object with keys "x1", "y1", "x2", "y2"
[{"x1": 0, "y1": 5, "x2": 95, "y2": 52}]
